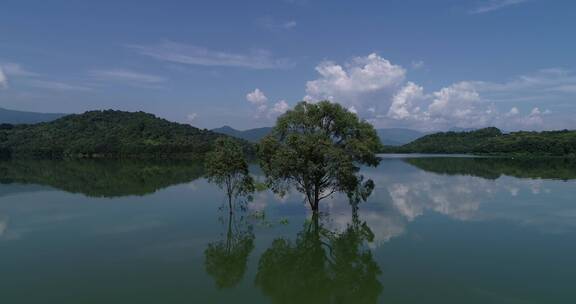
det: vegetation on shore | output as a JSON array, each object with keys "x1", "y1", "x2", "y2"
[
  {"x1": 0, "y1": 110, "x2": 253, "y2": 159},
  {"x1": 385, "y1": 127, "x2": 576, "y2": 157},
  {"x1": 0, "y1": 159, "x2": 204, "y2": 197},
  {"x1": 405, "y1": 157, "x2": 576, "y2": 181}
]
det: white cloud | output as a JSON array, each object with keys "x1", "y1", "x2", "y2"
[
  {"x1": 302, "y1": 53, "x2": 575, "y2": 131},
  {"x1": 257, "y1": 16, "x2": 297, "y2": 31},
  {"x1": 131, "y1": 41, "x2": 292, "y2": 69},
  {"x1": 1, "y1": 63, "x2": 39, "y2": 77},
  {"x1": 246, "y1": 88, "x2": 290, "y2": 119},
  {"x1": 411, "y1": 60, "x2": 425, "y2": 70},
  {"x1": 0, "y1": 67, "x2": 7, "y2": 89},
  {"x1": 506, "y1": 107, "x2": 520, "y2": 117},
  {"x1": 304, "y1": 53, "x2": 406, "y2": 113},
  {"x1": 303, "y1": 53, "x2": 494, "y2": 129},
  {"x1": 388, "y1": 82, "x2": 426, "y2": 120},
  {"x1": 26, "y1": 80, "x2": 92, "y2": 91},
  {"x1": 0, "y1": 62, "x2": 94, "y2": 93},
  {"x1": 427, "y1": 82, "x2": 495, "y2": 128},
  {"x1": 90, "y1": 69, "x2": 166, "y2": 88},
  {"x1": 246, "y1": 88, "x2": 268, "y2": 105},
  {"x1": 271, "y1": 100, "x2": 289, "y2": 115},
  {"x1": 469, "y1": 0, "x2": 528, "y2": 14},
  {"x1": 186, "y1": 113, "x2": 198, "y2": 122}
]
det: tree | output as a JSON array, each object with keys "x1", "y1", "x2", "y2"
[
  {"x1": 258, "y1": 101, "x2": 381, "y2": 212},
  {"x1": 255, "y1": 212, "x2": 382, "y2": 303},
  {"x1": 205, "y1": 137, "x2": 255, "y2": 211},
  {"x1": 204, "y1": 211, "x2": 254, "y2": 289}
]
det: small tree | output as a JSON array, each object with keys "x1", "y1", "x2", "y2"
[
  {"x1": 204, "y1": 211, "x2": 254, "y2": 289},
  {"x1": 205, "y1": 137, "x2": 254, "y2": 211},
  {"x1": 258, "y1": 101, "x2": 381, "y2": 213}
]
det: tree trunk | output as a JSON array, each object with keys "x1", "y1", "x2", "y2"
[
  {"x1": 311, "y1": 196, "x2": 320, "y2": 213},
  {"x1": 312, "y1": 184, "x2": 320, "y2": 213},
  {"x1": 228, "y1": 193, "x2": 233, "y2": 213}
]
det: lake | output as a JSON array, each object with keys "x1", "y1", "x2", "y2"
[{"x1": 0, "y1": 156, "x2": 575, "y2": 303}]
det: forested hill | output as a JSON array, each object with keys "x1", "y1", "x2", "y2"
[
  {"x1": 0, "y1": 110, "x2": 252, "y2": 159},
  {"x1": 388, "y1": 127, "x2": 576, "y2": 157}
]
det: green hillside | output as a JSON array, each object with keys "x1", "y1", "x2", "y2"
[
  {"x1": 390, "y1": 127, "x2": 576, "y2": 157},
  {"x1": 0, "y1": 110, "x2": 252, "y2": 159}
]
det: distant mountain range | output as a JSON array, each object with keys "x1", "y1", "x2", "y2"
[
  {"x1": 0, "y1": 107, "x2": 67, "y2": 124},
  {"x1": 213, "y1": 125, "x2": 426, "y2": 146},
  {"x1": 212, "y1": 126, "x2": 273, "y2": 143},
  {"x1": 0, "y1": 107, "x2": 428, "y2": 147},
  {"x1": 376, "y1": 128, "x2": 427, "y2": 146}
]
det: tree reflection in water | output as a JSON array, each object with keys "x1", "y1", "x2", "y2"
[
  {"x1": 255, "y1": 205, "x2": 383, "y2": 303},
  {"x1": 204, "y1": 207, "x2": 255, "y2": 289}
]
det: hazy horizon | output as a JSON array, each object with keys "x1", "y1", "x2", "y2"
[{"x1": 1, "y1": 0, "x2": 575, "y2": 131}]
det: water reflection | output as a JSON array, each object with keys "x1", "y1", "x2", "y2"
[
  {"x1": 343, "y1": 157, "x2": 576, "y2": 246},
  {"x1": 255, "y1": 208, "x2": 383, "y2": 303},
  {"x1": 0, "y1": 160, "x2": 203, "y2": 197},
  {"x1": 204, "y1": 210, "x2": 255, "y2": 289},
  {"x1": 404, "y1": 157, "x2": 576, "y2": 180}
]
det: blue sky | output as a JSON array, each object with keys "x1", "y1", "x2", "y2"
[{"x1": 0, "y1": 0, "x2": 575, "y2": 130}]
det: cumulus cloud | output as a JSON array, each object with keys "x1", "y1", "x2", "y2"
[
  {"x1": 469, "y1": 0, "x2": 528, "y2": 14},
  {"x1": 246, "y1": 88, "x2": 268, "y2": 105},
  {"x1": 303, "y1": 53, "x2": 496, "y2": 130},
  {"x1": 131, "y1": 41, "x2": 292, "y2": 69},
  {"x1": 388, "y1": 82, "x2": 426, "y2": 120},
  {"x1": 304, "y1": 53, "x2": 406, "y2": 112},
  {"x1": 0, "y1": 67, "x2": 7, "y2": 89},
  {"x1": 246, "y1": 88, "x2": 290, "y2": 119},
  {"x1": 427, "y1": 82, "x2": 496, "y2": 128},
  {"x1": 506, "y1": 107, "x2": 520, "y2": 117},
  {"x1": 271, "y1": 100, "x2": 289, "y2": 115},
  {"x1": 303, "y1": 53, "x2": 574, "y2": 131}
]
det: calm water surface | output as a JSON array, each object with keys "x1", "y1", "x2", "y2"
[{"x1": 0, "y1": 156, "x2": 575, "y2": 303}]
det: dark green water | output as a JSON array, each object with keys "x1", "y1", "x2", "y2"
[{"x1": 0, "y1": 156, "x2": 575, "y2": 303}]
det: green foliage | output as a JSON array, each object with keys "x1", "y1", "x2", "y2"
[
  {"x1": 255, "y1": 213, "x2": 382, "y2": 304},
  {"x1": 394, "y1": 127, "x2": 576, "y2": 157},
  {"x1": 205, "y1": 137, "x2": 255, "y2": 209},
  {"x1": 258, "y1": 101, "x2": 382, "y2": 212},
  {"x1": 0, "y1": 110, "x2": 253, "y2": 159},
  {"x1": 204, "y1": 212, "x2": 254, "y2": 289},
  {"x1": 405, "y1": 157, "x2": 576, "y2": 181},
  {"x1": 0, "y1": 159, "x2": 203, "y2": 197}
]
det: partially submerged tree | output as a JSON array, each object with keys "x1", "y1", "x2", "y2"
[
  {"x1": 204, "y1": 211, "x2": 254, "y2": 289},
  {"x1": 255, "y1": 213, "x2": 382, "y2": 303},
  {"x1": 258, "y1": 101, "x2": 381, "y2": 213},
  {"x1": 205, "y1": 137, "x2": 255, "y2": 211}
]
